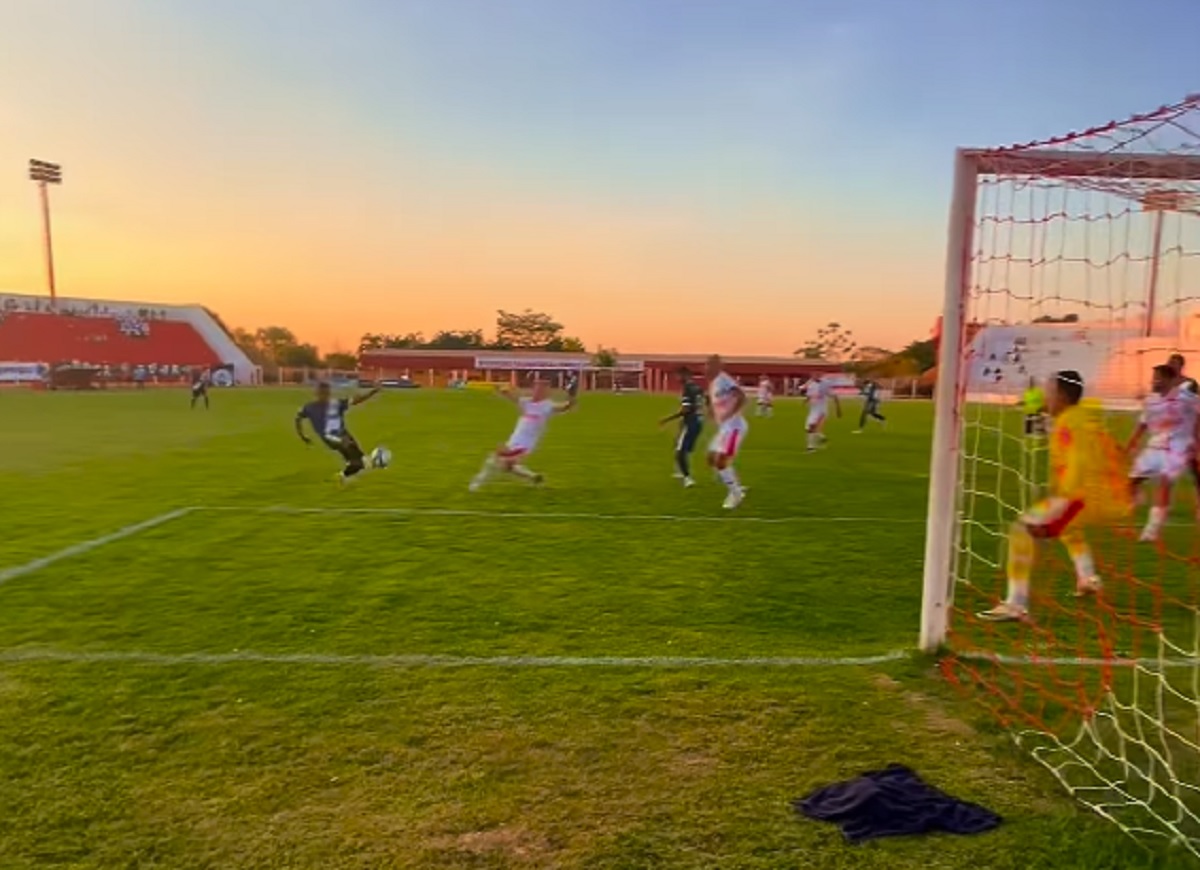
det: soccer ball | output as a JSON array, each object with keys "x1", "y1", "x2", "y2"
[{"x1": 369, "y1": 446, "x2": 392, "y2": 469}]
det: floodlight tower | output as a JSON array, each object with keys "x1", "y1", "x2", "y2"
[{"x1": 28, "y1": 158, "x2": 63, "y2": 306}]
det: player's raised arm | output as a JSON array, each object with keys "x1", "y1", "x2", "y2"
[{"x1": 350, "y1": 386, "x2": 382, "y2": 406}]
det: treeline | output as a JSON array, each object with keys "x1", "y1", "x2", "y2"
[{"x1": 358, "y1": 309, "x2": 585, "y2": 355}]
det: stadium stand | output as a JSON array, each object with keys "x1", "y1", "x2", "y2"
[
  {"x1": 0, "y1": 312, "x2": 219, "y2": 368},
  {"x1": 0, "y1": 293, "x2": 258, "y2": 383}
]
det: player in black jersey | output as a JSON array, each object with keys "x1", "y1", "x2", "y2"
[
  {"x1": 659, "y1": 367, "x2": 704, "y2": 487},
  {"x1": 190, "y1": 370, "x2": 210, "y2": 410},
  {"x1": 854, "y1": 379, "x2": 886, "y2": 432},
  {"x1": 295, "y1": 381, "x2": 381, "y2": 483}
]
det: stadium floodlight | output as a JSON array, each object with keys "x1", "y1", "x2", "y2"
[
  {"x1": 28, "y1": 158, "x2": 63, "y2": 305},
  {"x1": 921, "y1": 94, "x2": 1200, "y2": 856}
]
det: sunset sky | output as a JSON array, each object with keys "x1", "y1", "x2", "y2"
[{"x1": 1, "y1": 0, "x2": 1197, "y2": 355}]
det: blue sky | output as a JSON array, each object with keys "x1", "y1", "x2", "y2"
[{"x1": 0, "y1": 0, "x2": 1196, "y2": 352}]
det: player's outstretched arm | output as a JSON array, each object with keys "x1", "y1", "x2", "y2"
[
  {"x1": 554, "y1": 395, "x2": 577, "y2": 414},
  {"x1": 350, "y1": 387, "x2": 382, "y2": 406}
]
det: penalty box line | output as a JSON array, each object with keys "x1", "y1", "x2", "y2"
[{"x1": 0, "y1": 507, "x2": 196, "y2": 588}]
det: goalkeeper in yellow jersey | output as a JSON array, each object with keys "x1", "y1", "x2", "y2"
[{"x1": 978, "y1": 370, "x2": 1131, "y2": 622}]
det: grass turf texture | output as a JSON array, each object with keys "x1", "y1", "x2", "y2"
[{"x1": 0, "y1": 388, "x2": 1184, "y2": 869}]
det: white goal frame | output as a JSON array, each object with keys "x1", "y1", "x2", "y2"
[{"x1": 919, "y1": 145, "x2": 1200, "y2": 652}]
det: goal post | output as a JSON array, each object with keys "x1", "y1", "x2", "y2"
[{"x1": 921, "y1": 94, "x2": 1200, "y2": 856}]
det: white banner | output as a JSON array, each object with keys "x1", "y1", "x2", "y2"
[
  {"x1": 0, "y1": 362, "x2": 47, "y2": 383},
  {"x1": 473, "y1": 356, "x2": 644, "y2": 372}
]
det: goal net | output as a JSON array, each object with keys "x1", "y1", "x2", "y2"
[{"x1": 922, "y1": 94, "x2": 1200, "y2": 855}]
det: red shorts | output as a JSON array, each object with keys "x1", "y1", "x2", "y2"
[{"x1": 1021, "y1": 497, "x2": 1085, "y2": 539}]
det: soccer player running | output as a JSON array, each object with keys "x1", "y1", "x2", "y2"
[
  {"x1": 659, "y1": 367, "x2": 704, "y2": 488},
  {"x1": 295, "y1": 380, "x2": 382, "y2": 484},
  {"x1": 1125, "y1": 363, "x2": 1199, "y2": 541},
  {"x1": 704, "y1": 355, "x2": 749, "y2": 509},
  {"x1": 803, "y1": 374, "x2": 841, "y2": 452},
  {"x1": 1167, "y1": 353, "x2": 1200, "y2": 517},
  {"x1": 190, "y1": 369, "x2": 210, "y2": 411},
  {"x1": 978, "y1": 371, "x2": 1131, "y2": 622},
  {"x1": 854, "y1": 378, "x2": 886, "y2": 433},
  {"x1": 755, "y1": 376, "x2": 774, "y2": 418},
  {"x1": 470, "y1": 377, "x2": 575, "y2": 491}
]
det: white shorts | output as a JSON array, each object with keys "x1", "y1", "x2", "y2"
[
  {"x1": 708, "y1": 416, "x2": 748, "y2": 459},
  {"x1": 1131, "y1": 447, "x2": 1191, "y2": 483},
  {"x1": 500, "y1": 440, "x2": 537, "y2": 459},
  {"x1": 806, "y1": 406, "x2": 827, "y2": 430}
]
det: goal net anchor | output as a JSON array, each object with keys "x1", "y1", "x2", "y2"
[{"x1": 920, "y1": 94, "x2": 1200, "y2": 857}]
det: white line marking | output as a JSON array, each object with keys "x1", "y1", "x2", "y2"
[
  {"x1": 0, "y1": 508, "x2": 194, "y2": 587},
  {"x1": 0, "y1": 648, "x2": 909, "y2": 669},
  {"x1": 4, "y1": 647, "x2": 1193, "y2": 671},
  {"x1": 196, "y1": 505, "x2": 929, "y2": 524},
  {"x1": 958, "y1": 652, "x2": 1200, "y2": 669}
]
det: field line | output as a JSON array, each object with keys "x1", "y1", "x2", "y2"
[
  {"x1": 0, "y1": 508, "x2": 194, "y2": 587},
  {"x1": 959, "y1": 652, "x2": 1200, "y2": 669},
  {"x1": 0, "y1": 648, "x2": 909, "y2": 669},
  {"x1": 196, "y1": 505, "x2": 929, "y2": 524},
  {"x1": 4, "y1": 646, "x2": 1195, "y2": 670}
]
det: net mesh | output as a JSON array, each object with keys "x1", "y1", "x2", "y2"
[{"x1": 940, "y1": 95, "x2": 1200, "y2": 855}]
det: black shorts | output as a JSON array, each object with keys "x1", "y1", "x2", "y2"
[
  {"x1": 677, "y1": 418, "x2": 702, "y2": 454},
  {"x1": 322, "y1": 432, "x2": 363, "y2": 460}
]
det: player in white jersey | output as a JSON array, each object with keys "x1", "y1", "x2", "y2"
[
  {"x1": 755, "y1": 376, "x2": 774, "y2": 418},
  {"x1": 469, "y1": 378, "x2": 575, "y2": 491},
  {"x1": 803, "y1": 375, "x2": 842, "y2": 452},
  {"x1": 1126, "y1": 364, "x2": 1199, "y2": 541},
  {"x1": 705, "y1": 355, "x2": 749, "y2": 509},
  {"x1": 1168, "y1": 353, "x2": 1200, "y2": 516}
]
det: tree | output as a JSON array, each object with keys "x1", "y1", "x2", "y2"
[
  {"x1": 426, "y1": 329, "x2": 486, "y2": 350},
  {"x1": 897, "y1": 338, "x2": 937, "y2": 373},
  {"x1": 324, "y1": 352, "x2": 358, "y2": 370},
  {"x1": 796, "y1": 322, "x2": 857, "y2": 362},
  {"x1": 358, "y1": 333, "x2": 387, "y2": 354},
  {"x1": 276, "y1": 342, "x2": 321, "y2": 368},
  {"x1": 593, "y1": 347, "x2": 618, "y2": 368},
  {"x1": 254, "y1": 326, "x2": 299, "y2": 365},
  {"x1": 1033, "y1": 313, "x2": 1079, "y2": 324},
  {"x1": 493, "y1": 309, "x2": 564, "y2": 350},
  {"x1": 558, "y1": 336, "x2": 587, "y2": 353},
  {"x1": 386, "y1": 332, "x2": 426, "y2": 349},
  {"x1": 232, "y1": 327, "x2": 266, "y2": 364}
]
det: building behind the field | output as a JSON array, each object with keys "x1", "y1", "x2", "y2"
[
  {"x1": 358, "y1": 348, "x2": 845, "y2": 393},
  {"x1": 0, "y1": 292, "x2": 258, "y2": 386}
]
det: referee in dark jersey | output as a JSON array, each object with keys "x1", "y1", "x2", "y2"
[{"x1": 660, "y1": 367, "x2": 704, "y2": 487}]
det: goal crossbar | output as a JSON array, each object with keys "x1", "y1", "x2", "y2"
[{"x1": 965, "y1": 148, "x2": 1200, "y2": 182}]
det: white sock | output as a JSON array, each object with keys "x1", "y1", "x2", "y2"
[
  {"x1": 1072, "y1": 548, "x2": 1096, "y2": 583},
  {"x1": 807, "y1": 432, "x2": 817, "y2": 450},
  {"x1": 511, "y1": 464, "x2": 538, "y2": 480},
  {"x1": 718, "y1": 467, "x2": 740, "y2": 493},
  {"x1": 472, "y1": 455, "x2": 499, "y2": 486},
  {"x1": 1146, "y1": 505, "x2": 1168, "y2": 532}
]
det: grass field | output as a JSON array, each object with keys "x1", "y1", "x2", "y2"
[{"x1": 0, "y1": 387, "x2": 1183, "y2": 868}]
